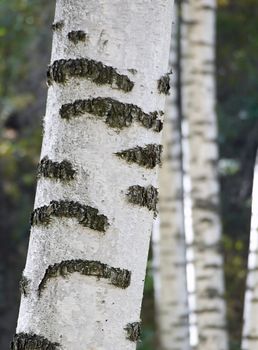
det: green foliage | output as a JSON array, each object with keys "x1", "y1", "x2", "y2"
[{"x1": 0, "y1": 0, "x2": 42, "y2": 97}]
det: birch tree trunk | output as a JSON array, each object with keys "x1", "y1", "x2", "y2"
[
  {"x1": 152, "y1": 4, "x2": 190, "y2": 350},
  {"x1": 242, "y1": 151, "x2": 258, "y2": 350},
  {"x1": 12, "y1": 1, "x2": 173, "y2": 349},
  {"x1": 181, "y1": 1, "x2": 228, "y2": 349}
]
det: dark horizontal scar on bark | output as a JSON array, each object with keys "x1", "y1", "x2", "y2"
[
  {"x1": 68, "y1": 30, "x2": 87, "y2": 44},
  {"x1": 243, "y1": 335, "x2": 258, "y2": 340},
  {"x1": 115, "y1": 144, "x2": 162, "y2": 169},
  {"x1": 38, "y1": 260, "x2": 131, "y2": 295},
  {"x1": 127, "y1": 185, "x2": 158, "y2": 214},
  {"x1": 37, "y1": 156, "x2": 76, "y2": 181},
  {"x1": 47, "y1": 58, "x2": 134, "y2": 92},
  {"x1": 194, "y1": 307, "x2": 220, "y2": 314},
  {"x1": 31, "y1": 200, "x2": 109, "y2": 232},
  {"x1": 124, "y1": 322, "x2": 141, "y2": 342},
  {"x1": 157, "y1": 73, "x2": 170, "y2": 95},
  {"x1": 11, "y1": 332, "x2": 59, "y2": 350},
  {"x1": 60, "y1": 97, "x2": 163, "y2": 132},
  {"x1": 19, "y1": 275, "x2": 30, "y2": 297},
  {"x1": 194, "y1": 199, "x2": 219, "y2": 213},
  {"x1": 127, "y1": 68, "x2": 137, "y2": 75},
  {"x1": 52, "y1": 21, "x2": 64, "y2": 31}
]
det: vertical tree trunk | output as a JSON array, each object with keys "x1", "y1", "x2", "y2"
[
  {"x1": 153, "y1": 4, "x2": 190, "y2": 350},
  {"x1": 181, "y1": 1, "x2": 228, "y2": 349},
  {"x1": 12, "y1": 1, "x2": 173, "y2": 349},
  {"x1": 242, "y1": 151, "x2": 258, "y2": 350}
]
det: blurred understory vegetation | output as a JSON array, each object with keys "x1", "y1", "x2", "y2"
[{"x1": 0, "y1": 0, "x2": 258, "y2": 349}]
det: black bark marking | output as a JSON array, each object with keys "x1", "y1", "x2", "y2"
[
  {"x1": 31, "y1": 200, "x2": 109, "y2": 232},
  {"x1": 116, "y1": 144, "x2": 162, "y2": 169},
  {"x1": 157, "y1": 74, "x2": 170, "y2": 95},
  {"x1": 194, "y1": 307, "x2": 220, "y2": 314},
  {"x1": 124, "y1": 322, "x2": 141, "y2": 342},
  {"x1": 127, "y1": 185, "x2": 158, "y2": 213},
  {"x1": 19, "y1": 275, "x2": 30, "y2": 297},
  {"x1": 202, "y1": 288, "x2": 224, "y2": 299},
  {"x1": 60, "y1": 97, "x2": 163, "y2": 132},
  {"x1": 38, "y1": 156, "x2": 76, "y2": 181},
  {"x1": 194, "y1": 198, "x2": 219, "y2": 213},
  {"x1": 38, "y1": 260, "x2": 131, "y2": 295},
  {"x1": 11, "y1": 332, "x2": 59, "y2": 350},
  {"x1": 52, "y1": 21, "x2": 64, "y2": 31},
  {"x1": 243, "y1": 335, "x2": 258, "y2": 340},
  {"x1": 68, "y1": 30, "x2": 87, "y2": 44},
  {"x1": 47, "y1": 58, "x2": 134, "y2": 92},
  {"x1": 127, "y1": 68, "x2": 137, "y2": 75}
]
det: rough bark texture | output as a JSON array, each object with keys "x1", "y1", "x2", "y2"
[
  {"x1": 181, "y1": 1, "x2": 228, "y2": 349},
  {"x1": 152, "y1": 5, "x2": 190, "y2": 350},
  {"x1": 242, "y1": 151, "x2": 258, "y2": 350},
  {"x1": 14, "y1": 1, "x2": 173, "y2": 349}
]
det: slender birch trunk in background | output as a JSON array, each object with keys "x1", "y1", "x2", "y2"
[
  {"x1": 12, "y1": 1, "x2": 173, "y2": 349},
  {"x1": 181, "y1": 1, "x2": 228, "y2": 349},
  {"x1": 152, "y1": 4, "x2": 190, "y2": 350},
  {"x1": 242, "y1": 151, "x2": 258, "y2": 350}
]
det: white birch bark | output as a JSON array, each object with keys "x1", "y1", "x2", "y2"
[
  {"x1": 13, "y1": 1, "x2": 173, "y2": 349},
  {"x1": 181, "y1": 1, "x2": 228, "y2": 349},
  {"x1": 242, "y1": 151, "x2": 258, "y2": 350},
  {"x1": 152, "y1": 5, "x2": 190, "y2": 350}
]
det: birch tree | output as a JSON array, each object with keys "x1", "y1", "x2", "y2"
[
  {"x1": 181, "y1": 1, "x2": 228, "y2": 349},
  {"x1": 242, "y1": 151, "x2": 258, "y2": 350},
  {"x1": 152, "y1": 4, "x2": 190, "y2": 350},
  {"x1": 11, "y1": 1, "x2": 173, "y2": 349}
]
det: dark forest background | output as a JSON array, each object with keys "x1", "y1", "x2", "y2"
[{"x1": 0, "y1": 1, "x2": 258, "y2": 349}]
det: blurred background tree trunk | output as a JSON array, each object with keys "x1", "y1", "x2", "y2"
[
  {"x1": 181, "y1": 1, "x2": 228, "y2": 349},
  {"x1": 152, "y1": 4, "x2": 190, "y2": 350}
]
